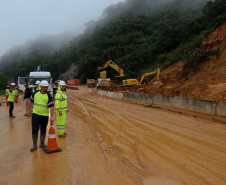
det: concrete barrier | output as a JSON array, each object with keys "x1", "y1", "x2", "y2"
[
  {"x1": 123, "y1": 92, "x2": 153, "y2": 104},
  {"x1": 215, "y1": 101, "x2": 226, "y2": 116},
  {"x1": 90, "y1": 90, "x2": 226, "y2": 117}
]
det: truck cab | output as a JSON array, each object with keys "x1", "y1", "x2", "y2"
[
  {"x1": 18, "y1": 77, "x2": 27, "y2": 92},
  {"x1": 28, "y1": 71, "x2": 54, "y2": 95}
]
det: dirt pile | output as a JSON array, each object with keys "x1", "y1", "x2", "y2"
[{"x1": 120, "y1": 22, "x2": 226, "y2": 101}]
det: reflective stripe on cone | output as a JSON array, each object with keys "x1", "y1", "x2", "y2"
[{"x1": 43, "y1": 121, "x2": 62, "y2": 154}]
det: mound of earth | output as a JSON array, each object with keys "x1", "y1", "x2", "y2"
[{"x1": 117, "y1": 22, "x2": 226, "y2": 101}]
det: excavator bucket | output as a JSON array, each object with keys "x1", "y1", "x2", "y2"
[{"x1": 97, "y1": 67, "x2": 105, "y2": 72}]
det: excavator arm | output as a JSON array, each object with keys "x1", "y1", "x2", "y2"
[
  {"x1": 97, "y1": 60, "x2": 124, "y2": 77},
  {"x1": 139, "y1": 68, "x2": 160, "y2": 84}
]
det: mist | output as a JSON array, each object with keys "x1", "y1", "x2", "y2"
[{"x1": 0, "y1": 0, "x2": 123, "y2": 57}]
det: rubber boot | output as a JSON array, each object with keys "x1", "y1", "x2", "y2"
[
  {"x1": 30, "y1": 133, "x2": 38, "y2": 151},
  {"x1": 39, "y1": 133, "x2": 46, "y2": 148}
]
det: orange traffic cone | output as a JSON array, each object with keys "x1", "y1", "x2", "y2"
[{"x1": 43, "y1": 120, "x2": 62, "y2": 153}]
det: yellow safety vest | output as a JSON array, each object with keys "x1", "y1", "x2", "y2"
[
  {"x1": 36, "y1": 84, "x2": 41, "y2": 90},
  {"x1": 7, "y1": 90, "x2": 15, "y2": 102},
  {"x1": 15, "y1": 89, "x2": 18, "y2": 95},
  {"x1": 55, "y1": 90, "x2": 68, "y2": 112},
  {"x1": 33, "y1": 91, "x2": 49, "y2": 116},
  {"x1": 5, "y1": 89, "x2": 9, "y2": 95}
]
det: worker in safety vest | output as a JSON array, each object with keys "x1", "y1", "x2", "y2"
[
  {"x1": 27, "y1": 80, "x2": 54, "y2": 151},
  {"x1": 5, "y1": 85, "x2": 10, "y2": 106},
  {"x1": 55, "y1": 81, "x2": 68, "y2": 137},
  {"x1": 15, "y1": 86, "x2": 19, "y2": 103},
  {"x1": 35, "y1": 80, "x2": 41, "y2": 90},
  {"x1": 8, "y1": 83, "x2": 16, "y2": 118}
]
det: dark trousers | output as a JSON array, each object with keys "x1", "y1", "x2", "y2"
[
  {"x1": 32, "y1": 113, "x2": 49, "y2": 135},
  {"x1": 8, "y1": 101, "x2": 14, "y2": 116}
]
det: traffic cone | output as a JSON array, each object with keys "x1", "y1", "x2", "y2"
[{"x1": 43, "y1": 120, "x2": 62, "y2": 154}]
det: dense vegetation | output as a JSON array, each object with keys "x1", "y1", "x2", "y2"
[
  {"x1": 0, "y1": 0, "x2": 225, "y2": 83},
  {"x1": 0, "y1": 73, "x2": 9, "y2": 92}
]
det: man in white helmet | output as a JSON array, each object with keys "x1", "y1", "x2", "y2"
[
  {"x1": 27, "y1": 80, "x2": 54, "y2": 151},
  {"x1": 55, "y1": 81, "x2": 68, "y2": 137},
  {"x1": 7, "y1": 83, "x2": 16, "y2": 118},
  {"x1": 35, "y1": 80, "x2": 41, "y2": 91}
]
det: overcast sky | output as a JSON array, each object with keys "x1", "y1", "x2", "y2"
[{"x1": 0, "y1": 0, "x2": 123, "y2": 56}]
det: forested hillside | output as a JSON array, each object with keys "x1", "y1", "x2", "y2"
[{"x1": 0, "y1": 0, "x2": 225, "y2": 83}]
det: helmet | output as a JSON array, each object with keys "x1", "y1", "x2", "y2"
[
  {"x1": 58, "y1": 81, "x2": 66, "y2": 86},
  {"x1": 35, "y1": 80, "x2": 41, "y2": 85},
  {"x1": 11, "y1": 83, "x2": 16, "y2": 86},
  {"x1": 7, "y1": 85, "x2": 10, "y2": 88},
  {"x1": 25, "y1": 83, "x2": 28, "y2": 86},
  {"x1": 15, "y1": 86, "x2": 18, "y2": 89},
  {"x1": 40, "y1": 80, "x2": 49, "y2": 87}
]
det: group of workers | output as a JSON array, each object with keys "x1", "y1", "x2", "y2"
[{"x1": 5, "y1": 80, "x2": 68, "y2": 151}]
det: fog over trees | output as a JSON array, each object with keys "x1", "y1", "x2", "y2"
[{"x1": 0, "y1": 0, "x2": 225, "y2": 84}]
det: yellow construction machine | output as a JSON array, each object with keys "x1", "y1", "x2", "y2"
[
  {"x1": 97, "y1": 60, "x2": 138, "y2": 86},
  {"x1": 139, "y1": 68, "x2": 160, "y2": 84},
  {"x1": 97, "y1": 60, "x2": 161, "y2": 88}
]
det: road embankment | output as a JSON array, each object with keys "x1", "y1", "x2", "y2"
[{"x1": 89, "y1": 88, "x2": 226, "y2": 120}]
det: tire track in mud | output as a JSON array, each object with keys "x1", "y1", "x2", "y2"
[
  {"x1": 75, "y1": 91, "x2": 226, "y2": 185},
  {"x1": 68, "y1": 94, "x2": 137, "y2": 185}
]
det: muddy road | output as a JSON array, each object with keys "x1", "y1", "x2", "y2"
[{"x1": 0, "y1": 86, "x2": 225, "y2": 185}]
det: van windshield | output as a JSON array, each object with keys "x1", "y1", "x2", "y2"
[
  {"x1": 29, "y1": 79, "x2": 50, "y2": 85},
  {"x1": 18, "y1": 78, "x2": 27, "y2": 84}
]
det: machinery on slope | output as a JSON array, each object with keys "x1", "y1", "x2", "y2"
[
  {"x1": 97, "y1": 60, "x2": 138, "y2": 87},
  {"x1": 139, "y1": 68, "x2": 160, "y2": 84}
]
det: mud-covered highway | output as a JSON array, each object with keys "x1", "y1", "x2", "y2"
[{"x1": 0, "y1": 86, "x2": 225, "y2": 185}]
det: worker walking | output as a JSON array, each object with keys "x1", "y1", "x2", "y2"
[
  {"x1": 15, "y1": 86, "x2": 19, "y2": 103},
  {"x1": 27, "y1": 80, "x2": 54, "y2": 151},
  {"x1": 23, "y1": 84, "x2": 32, "y2": 116},
  {"x1": 55, "y1": 81, "x2": 68, "y2": 137},
  {"x1": 5, "y1": 85, "x2": 10, "y2": 106},
  {"x1": 7, "y1": 83, "x2": 16, "y2": 118}
]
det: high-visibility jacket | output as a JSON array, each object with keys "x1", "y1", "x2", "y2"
[
  {"x1": 15, "y1": 89, "x2": 18, "y2": 96},
  {"x1": 5, "y1": 89, "x2": 9, "y2": 95},
  {"x1": 36, "y1": 84, "x2": 41, "y2": 90},
  {"x1": 7, "y1": 90, "x2": 15, "y2": 102},
  {"x1": 55, "y1": 89, "x2": 67, "y2": 112},
  {"x1": 30, "y1": 90, "x2": 54, "y2": 116}
]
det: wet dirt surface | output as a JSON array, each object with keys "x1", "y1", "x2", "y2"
[{"x1": 0, "y1": 86, "x2": 226, "y2": 185}]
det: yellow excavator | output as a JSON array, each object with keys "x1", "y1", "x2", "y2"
[
  {"x1": 97, "y1": 60, "x2": 161, "y2": 87},
  {"x1": 139, "y1": 68, "x2": 160, "y2": 84},
  {"x1": 97, "y1": 60, "x2": 138, "y2": 86}
]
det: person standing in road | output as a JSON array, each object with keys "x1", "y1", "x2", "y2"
[
  {"x1": 23, "y1": 84, "x2": 32, "y2": 116},
  {"x1": 7, "y1": 83, "x2": 16, "y2": 118},
  {"x1": 35, "y1": 80, "x2": 41, "y2": 90},
  {"x1": 15, "y1": 86, "x2": 19, "y2": 103},
  {"x1": 27, "y1": 80, "x2": 54, "y2": 151},
  {"x1": 5, "y1": 85, "x2": 10, "y2": 106},
  {"x1": 55, "y1": 81, "x2": 68, "y2": 137}
]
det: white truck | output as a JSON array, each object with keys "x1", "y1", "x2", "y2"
[
  {"x1": 18, "y1": 77, "x2": 27, "y2": 92},
  {"x1": 28, "y1": 69, "x2": 57, "y2": 96}
]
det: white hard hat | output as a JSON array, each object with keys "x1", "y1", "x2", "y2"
[
  {"x1": 40, "y1": 80, "x2": 49, "y2": 87},
  {"x1": 11, "y1": 83, "x2": 16, "y2": 86},
  {"x1": 35, "y1": 80, "x2": 41, "y2": 84},
  {"x1": 58, "y1": 81, "x2": 66, "y2": 86}
]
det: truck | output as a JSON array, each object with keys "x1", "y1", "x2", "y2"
[
  {"x1": 17, "y1": 77, "x2": 27, "y2": 92},
  {"x1": 28, "y1": 67, "x2": 57, "y2": 96},
  {"x1": 87, "y1": 79, "x2": 97, "y2": 88}
]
